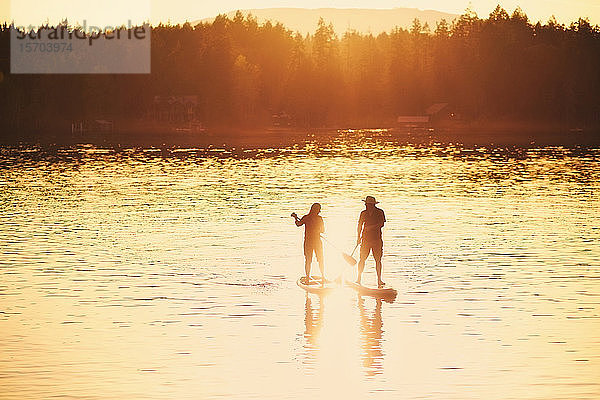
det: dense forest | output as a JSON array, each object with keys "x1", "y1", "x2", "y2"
[{"x1": 1, "y1": 5, "x2": 600, "y2": 138}]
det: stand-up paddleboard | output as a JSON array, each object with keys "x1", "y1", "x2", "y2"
[
  {"x1": 345, "y1": 279, "x2": 397, "y2": 300},
  {"x1": 297, "y1": 276, "x2": 336, "y2": 295}
]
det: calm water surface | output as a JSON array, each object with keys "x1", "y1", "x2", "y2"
[{"x1": 1, "y1": 132, "x2": 599, "y2": 399}]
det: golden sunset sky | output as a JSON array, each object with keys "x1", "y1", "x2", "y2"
[{"x1": 2, "y1": 0, "x2": 599, "y2": 27}]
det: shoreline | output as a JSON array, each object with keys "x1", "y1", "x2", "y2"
[{"x1": 1, "y1": 126, "x2": 599, "y2": 149}]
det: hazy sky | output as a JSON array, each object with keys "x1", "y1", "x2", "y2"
[{"x1": 2, "y1": 0, "x2": 599, "y2": 27}]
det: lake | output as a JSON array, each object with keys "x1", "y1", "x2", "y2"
[{"x1": 1, "y1": 131, "x2": 599, "y2": 399}]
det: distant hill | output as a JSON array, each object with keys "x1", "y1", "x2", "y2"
[{"x1": 195, "y1": 8, "x2": 459, "y2": 35}]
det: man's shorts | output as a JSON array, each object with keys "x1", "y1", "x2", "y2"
[
  {"x1": 304, "y1": 239, "x2": 324, "y2": 262},
  {"x1": 360, "y1": 239, "x2": 383, "y2": 260}
]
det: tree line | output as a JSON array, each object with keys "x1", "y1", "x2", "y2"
[{"x1": 1, "y1": 5, "x2": 599, "y2": 138}]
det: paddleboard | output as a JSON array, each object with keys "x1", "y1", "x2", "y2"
[
  {"x1": 345, "y1": 279, "x2": 397, "y2": 300},
  {"x1": 297, "y1": 276, "x2": 336, "y2": 295}
]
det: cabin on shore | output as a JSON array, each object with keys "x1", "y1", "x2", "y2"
[
  {"x1": 396, "y1": 103, "x2": 457, "y2": 128},
  {"x1": 396, "y1": 115, "x2": 430, "y2": 128},
  {"x1": 153, "y1": 95, "x2": 201, "y2": 124},
  {"x1": 270, "y1": 111, "x2": 293, "y2": 130},
  {"x1": 152, "y1": 95, "x2": 205, "y2": 132},
  {"x1": 71, "y1": 119, "x2": 114, "y2": 135}
]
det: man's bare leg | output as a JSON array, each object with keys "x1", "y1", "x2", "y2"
[
  {"x1": 318, "y1": 259, "x2": 325, "y2": 286},
  {"x1": 357, "y1": 256, "x2": 367, "y2": 284},
  {"x1": 357, "y1": 244, "x2": 370, "y2": 284},
  {"x1": 374, "y1": 242, "x2": 385, "y2": 287},
  {"x1": 375, "y1": 258, "x2": 385, "y2": 288},
  {"x1": 316, "y1": 243, "x2": 325, "y2": 286},
  {"x1": 305, "y1": 253, "x2": 313, "y2": 283}
]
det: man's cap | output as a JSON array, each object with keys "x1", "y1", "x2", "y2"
[{"x1": 363, "y1": 196, "x2": 379, "y2": 204}]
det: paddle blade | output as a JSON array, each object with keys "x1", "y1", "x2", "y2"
[{"x1": 343, "y1": 253, "x2": 357, "y2": 266}]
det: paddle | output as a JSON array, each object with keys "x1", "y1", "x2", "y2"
[
  {"x1": 333, "y1": 242, "x2": 359, "y2": 284},
  {"x1": 319, "y1": 235, "x2": 361, "y2": 284},
  {"x1": 320, "y1": 235, "x2": 358, "y2": 266}
]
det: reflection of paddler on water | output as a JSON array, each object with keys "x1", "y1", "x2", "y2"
[
  {"x1": 292, "y1": 203, "x2": 326, "y2": 286},
  {"x1": 357, "y1": 296, "x2": 384, "y2": 376},
  {"x1": 303, "y1": 295, "x2": 324, "y2": 351}
]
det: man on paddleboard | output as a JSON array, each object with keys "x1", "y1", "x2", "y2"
[
  {"x1": 292, "y1": 203, "x2": 325, "y2": 285},
  {"x1": 356, "y1": 196, "x2": 386, "y2": 288}
]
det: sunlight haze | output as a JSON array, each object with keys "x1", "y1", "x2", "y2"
[{"x1": 2, "y1": 0, "x2": 599, "y2": 28}]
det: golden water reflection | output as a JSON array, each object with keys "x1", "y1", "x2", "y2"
[{"x1": 0, "y1": 140, "x2": 599, "y2": 399}]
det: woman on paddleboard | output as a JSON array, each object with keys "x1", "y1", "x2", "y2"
[{"x1": 292, "y1": 203, "x2": 325, "y2": 286}]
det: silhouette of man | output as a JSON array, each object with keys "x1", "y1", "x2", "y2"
[
  {"x1": 292, "y1": 203, "x2": 325, "y2": 285},
  {"x1": 356, "y1": 196, "x2": 386, "y2": 287}
]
